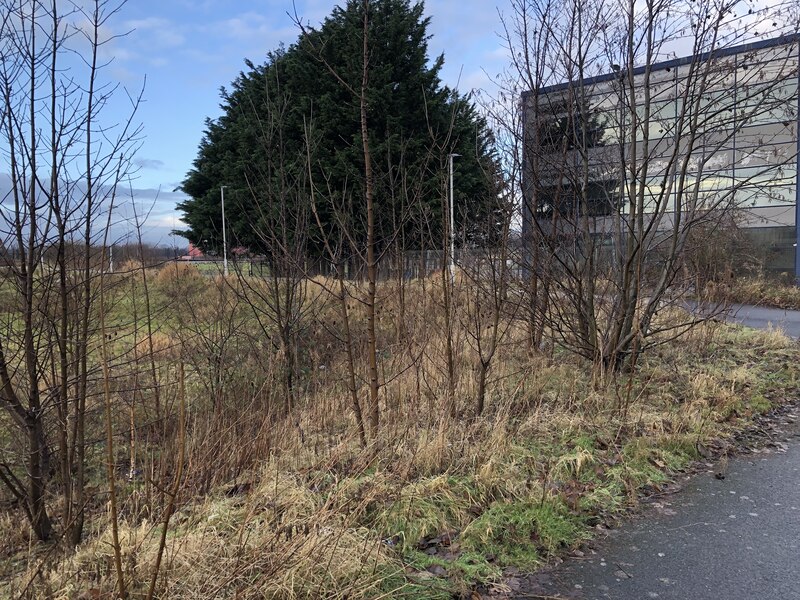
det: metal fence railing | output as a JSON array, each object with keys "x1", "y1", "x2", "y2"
[{"x1": 181, "y1": 249, "x2": 527, "y2": 282}]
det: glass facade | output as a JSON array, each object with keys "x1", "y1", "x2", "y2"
[
  {"x1": 749, "y1": 226, "x2": 797, "y2": 273},
  {"x1": 523, "y1": 35, "x2": 800, "y2": 275}
]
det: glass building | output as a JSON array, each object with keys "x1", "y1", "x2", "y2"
[{"x1": 522, "y1": 34, "x2": 800, "y2": 276}]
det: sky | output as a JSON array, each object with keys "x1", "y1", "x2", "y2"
[{"x1": 106, "y1": 0, "x2": 510, "y2": 246}]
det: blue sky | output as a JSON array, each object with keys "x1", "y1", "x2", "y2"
[{"x1": 110, "y1": 0, "x2": 508, "y2": 245}]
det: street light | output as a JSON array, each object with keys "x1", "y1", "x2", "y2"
[
  {"x1": 448, "y1": 153, "x2": 460, "y2": 283},
  {"x1": 220, "y1": 185, "x2": 229, "y2": 277}
]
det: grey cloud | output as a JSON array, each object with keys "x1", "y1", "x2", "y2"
[
  {"x1": 0, "y1": 173, "x2": 187, "y2": 247},
  {"x1": 135, "y1": 158, "x2": 166, "y2": 170}
]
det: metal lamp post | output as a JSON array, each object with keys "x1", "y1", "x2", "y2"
[
  {"x1": 220, "y1": 185, "x2": 229, "y2": 277},
  {"x1": 448, "y1": 153, "x2": 460, "y2": 283}
]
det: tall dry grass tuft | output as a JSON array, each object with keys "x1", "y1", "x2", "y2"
[{"x1": 712, "y1": 274, "x2": 800, "y2": 310}]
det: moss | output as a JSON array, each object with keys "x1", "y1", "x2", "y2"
[
  {"x1": 748, "y1": 393, "x2": 772, "y2": 413},
  {"x1": 615, "y1": 442, "x2": 669, "y2": 487},
  {"x1": 403, "y1": 549, "x2": 500, "y2": 591},
  {"x1": 375, "y1": 563, "x2": 454, "y2": 599},
  {"x1": 461, "y1": 499, "x2": 586, "y2": 570},
  {"x1": 570, "y1": 434, "x2": 597, "y2": 452},
  {"x1": 659, "y1": 435, "x2": 699, "y2": 465},
  {"x1": 578, "y1": 480, "x2": 626, "y2": 513}
]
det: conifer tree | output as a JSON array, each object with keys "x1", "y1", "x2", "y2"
[{"x1": 177, "y1": 0, "x2": 498, "y2": 258}]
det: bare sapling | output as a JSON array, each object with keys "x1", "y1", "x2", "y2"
[
  {"x1": 502, "y1": 0, "x2": 799, "y2": 374},
  {"x1": 0, "y1": 0, "x2": 142, "y2": 544}
]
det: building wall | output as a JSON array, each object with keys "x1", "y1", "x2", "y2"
[{"x1": 522, "y1": 35, "x2": 800, "y2": 275}]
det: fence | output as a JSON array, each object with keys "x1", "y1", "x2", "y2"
[{"x1": 182, "y1": 248, "x2": 526, "y2": 282}]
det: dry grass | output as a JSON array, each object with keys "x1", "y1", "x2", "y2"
[
  {"x1": 709, "y1": 274, "x2": 800, "y2": 309},
  {"x1": 2, "y1": 273, "x2": 799, "y2": 599},
  {"x1": 7, "y1": 470, "x2": 402, "y2": 599}
]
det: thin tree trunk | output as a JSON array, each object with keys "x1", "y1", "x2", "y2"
[
  {"x1": 442, "y1": 256, "x2": 456, "y2": 418},
  {"x1": 360, "y1": 0, "x2": 380, "y2": 435},
  {"x1": 146, "y1": 362, "x2": 186, "y2": 600},
  {"x1": 339, "y1": 277, "x2": 367, "y2": 447}
]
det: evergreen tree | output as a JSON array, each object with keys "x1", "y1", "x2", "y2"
[{"x1": 177, "y1": 0, "x2": 498, "y2": 258}]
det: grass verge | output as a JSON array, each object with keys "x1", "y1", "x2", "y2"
[{"x1": 2, "y1": 314, "x2": 799, "y2": 598}]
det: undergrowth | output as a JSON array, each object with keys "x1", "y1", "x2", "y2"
[
  {"x1": 710, "y1": 274, "x2": 800, "y2": 310},
  {"x1": 2, "y1": 270, "x2": 799, "y2": 599}
]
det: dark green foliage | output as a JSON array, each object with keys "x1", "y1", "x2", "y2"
[{"x1": 177, "y1": 0, "x2": 499, "y2": 258}]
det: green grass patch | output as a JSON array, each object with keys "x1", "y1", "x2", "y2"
[
  {"x1": 373, "y1": 475, "x2": 481, "y2": 551},
  {"x1": 402, "y1": 549, "x2": 500, "y2": 592},
  {"x1": 461, "y1": 499, "x2": 586, "y2": 570},
  {"x1": 377, "y1": 567, "x2": 454, "y2": 599}
]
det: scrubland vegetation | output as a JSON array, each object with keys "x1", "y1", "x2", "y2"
[
  {"x1": 4, "y1": 0, "x2": 800, "y2": 598},
  {"x1": 713, "y1": 275, "x2": 800, "y2": 311},
  {"x1": 2, "y1": 262, "x2": 798, "y2": 599}
]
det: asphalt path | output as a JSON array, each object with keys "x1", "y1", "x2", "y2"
[
  {"x1": 716, "y1": 303, "x2": 800, "y2": 338},
  {"x1": 513, "y1": 305, "x2": 800, "y2": 600}
]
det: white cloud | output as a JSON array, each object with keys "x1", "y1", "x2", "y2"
[
  {"x1": 124, "y1": 17, "x2": 169, "y2": 30},
  {"x1": 124, "y1": 17, "x2": 185, "y2": 47},
  {"x1": 219, "y1": 13, "x2": 275, "y2": 39},
  {"x1": 462, "y1": 69, "x2": 493, "y2": 93},
  {"x1": 486, "y1": 45, "x2": 511, "y2": 61},
  {"x1": 147, "y1": 214, "x2": 185, "y2": 229}
]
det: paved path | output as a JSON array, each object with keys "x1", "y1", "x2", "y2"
[
  {"x1": 514, "y1": 305, "x2": 800, "y2": 599},
  {"x1": 521, "y1": 409, "x2": 800, "y2": 599},
  {"x1": 717, "y1": 303, "x2": 800, "y2": 338}
]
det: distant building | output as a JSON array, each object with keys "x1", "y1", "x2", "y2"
[
  {"x1": 181, "y1": 242, "x2": 204, "y2": 260},
  {"x1": 522, "y1": 34, "x2": 800, "y2": 276}
]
